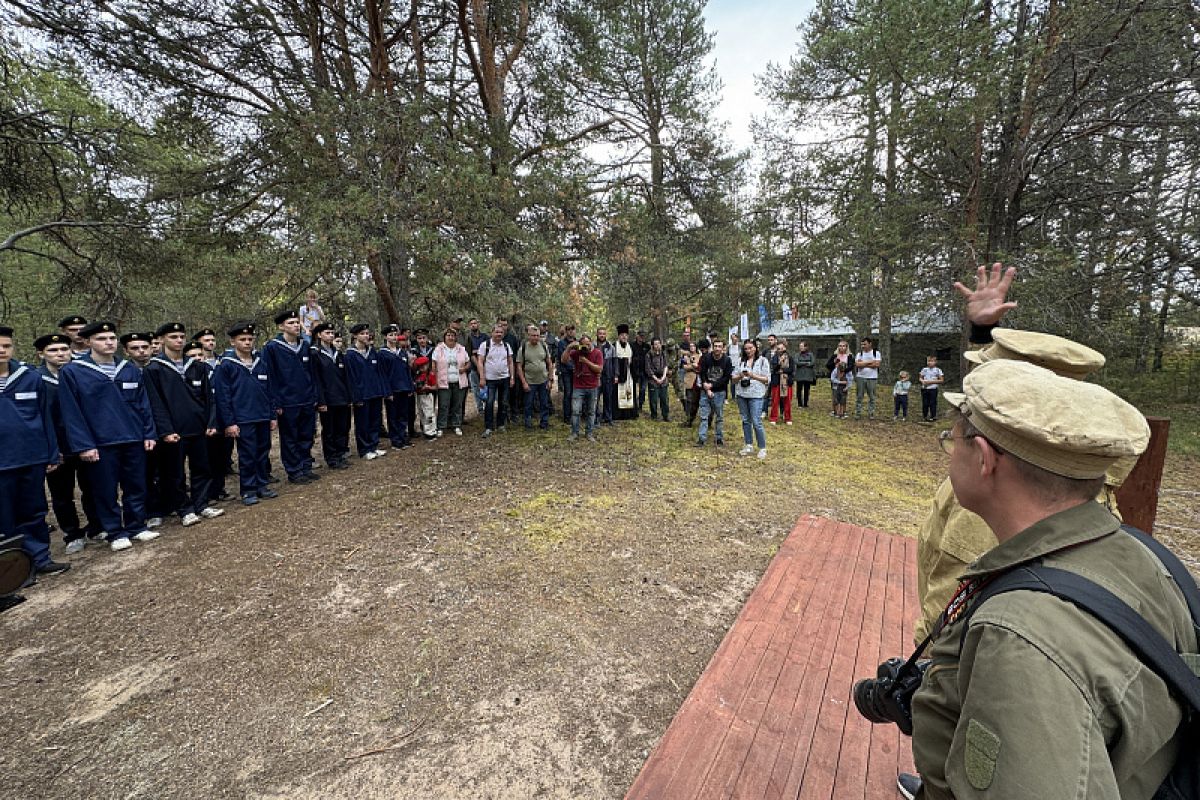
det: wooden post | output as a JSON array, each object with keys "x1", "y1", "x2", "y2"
[{"x1": 1115, "y1": 417, "x2": 1170, "y2": 535}]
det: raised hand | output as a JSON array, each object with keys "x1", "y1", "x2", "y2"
[{"x1": 954, "y1": 262, "x2": 1018, "y2": 326}]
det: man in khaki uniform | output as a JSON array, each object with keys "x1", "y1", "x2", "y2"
[
  {"x1": 913, "y1": 327, "x2": 1125, "y2": 643},
  {"x1": 908, "y1": 359, "x2": 1194, "y2": 799}
]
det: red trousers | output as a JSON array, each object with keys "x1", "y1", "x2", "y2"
[{"x1": 770, "y1": 385, "x2": 793, "y2": 422}]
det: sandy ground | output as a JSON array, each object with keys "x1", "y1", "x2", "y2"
[{"x1": 3, "y1": 387, "x2": 1196, "y2": 799}]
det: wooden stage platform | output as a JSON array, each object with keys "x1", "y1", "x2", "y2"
[{"x1": 626, "y1": 515, "x2": 917, "y2": 800}]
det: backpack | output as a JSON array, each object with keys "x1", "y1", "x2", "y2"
[
  {"x1": 517, "y1": 341, "x2": 550, "y2": 373},
  {"x1": 960, "y1": 526, "x2": 1200, "y2": 799}
]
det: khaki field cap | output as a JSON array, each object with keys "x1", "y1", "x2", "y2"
[
  {"x1": 963, "y1": 328, "x2": 1105, "y2": 380},
  {"x1": 944, "y1": 360, "x2": 1149, "y2": 479}
]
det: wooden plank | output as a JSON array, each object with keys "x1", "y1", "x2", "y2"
[
  {"x1": 706, "y1": 517, "x2": 846, "y2": 799},
  {"x1": 796, "y1": 522, "x2": 879, "y2": 800},
  {"x1": 624, "y1": 517, "x2": 920, "y2": 800},
  {"x1": 830, "y1": 532, "x2": 892, "y2": 800},
  {"x1": 627, "y1": 517, "x2": 820, "y2": 800},
  {"x1": 767, "y1": 521, "x2": 867, "y2": 800},
  {"x1": 1115, "y1": 416, "x2": 1170, "y2": 534}
]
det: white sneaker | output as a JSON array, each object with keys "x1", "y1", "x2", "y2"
[
  {"x1": 146, "y1": 517, "x2": 163, "y2": 528},
  {"x1": 131, "y1": 529, "x2": 160, "y2": 543},
  {"x1": 200, "y1": 507, "x2": 225, "y2": 519},
  {"x1": 363, "y1": 451, "x2": 379, "y2": 460},
  {"x1": 181, "y1": 512, "x2": 202, "y2": 527},
  {"x1": 786, "y1": 421, "x2": 793, "y2": 425},
  {"x1": 64, "y1": 538, "x2": 86, "y2": 555},
  {"x1": 435, "y1": 430, "x2": 444, "y2": 438},
  {"x1": 373, "y1": 449, "x2": 387, "y2": 457},
  {"x1": 738, "y1": 445, "x2": 754, "y2": 456},
  {"x1": 110, "y1": 537, "x2": 133, "y2": 552},
  {"x1": 454, "y1": 428, "x2": 462, "y2": 436},
  {"x1": 757, "y1": 448, "x2": 767, "y2": 460}
]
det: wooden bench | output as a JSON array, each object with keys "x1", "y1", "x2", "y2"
[{"x1": 626, "y1": 515, "x2": 917, "y2": 800}]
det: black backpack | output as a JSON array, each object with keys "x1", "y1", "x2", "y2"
[{"x1": 962, "y1": 526, "x2": 1200, "y2": 799}]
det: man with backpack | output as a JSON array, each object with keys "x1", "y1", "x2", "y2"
[
  {"x1": 474, "y1": 324, "x2": 514, "y2": 438},
  {"x1": 515, "y1": 324, "x2": 554, "y2": 430},
  {"x1": 900, "y1": 358, "x2": 1197, "y2": 800}
]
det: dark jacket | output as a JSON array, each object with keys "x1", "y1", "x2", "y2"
[
  {"x1": 697, "y1": 353, "x2": 733, "y2": 393},
  {"x1": 343, "y1": 346, "x2": 387, "y2": 401},
  {"x1": 58, "y1": 355, "x2": 156, "y2": 452},
  {"x1": 631, "y1": 340, "x2": 651, "y2": 379},
  {"x1": 1, "y1": 361, "x2": 59, "y2": 469},
  {"x1": 770, "y1": 352, "x2": 794, "y2": 387},
  {"x1": 378, "y1": 347, "x2": 415, "y2": 394},
  {"x1": 311, "y1": 344, "x2": 352, "y2": 407},
  {"x1": 213, "y1": 350, "x2": 274, "y2": 425},
  {"x1": 644, "y1": 351, "x2": 669, "y2": 383},
  {"x1": 260, "y1": 335, "x2": 317, "y2": 408},
  {"x1": 143, "y1": 354, "x2": 217, "y2": 438},
  {"x1": 794, "y1": 351, "x2": 816, "y2": 383}
]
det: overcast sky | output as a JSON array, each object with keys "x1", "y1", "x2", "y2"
[{"x1": 704, "y1": 0, "x2": 816, "y2": 152}]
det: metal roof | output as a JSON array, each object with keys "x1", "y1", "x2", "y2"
[{"x1": 759, "y1": 312, "x2": 959, "y2": 338}]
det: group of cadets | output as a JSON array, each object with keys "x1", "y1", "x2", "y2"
[{"x1": 0, "y1": 308, "x2": 461, "y2": 586}]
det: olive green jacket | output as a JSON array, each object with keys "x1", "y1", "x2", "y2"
[
  {"x1": 914, "y1": 478, "x2": 1124, "y2": 646},
  {"x1": 911, "y1": 501, "x2": 1196, "y2": 800}
]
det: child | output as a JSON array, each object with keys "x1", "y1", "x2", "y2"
[
  {"x1": 831, "y1": 360, "x2": 850, "y2": 419},
  {"x1": 919, "y1": 355, "x2": 945, "y2": 422},
  {"x1": 892, "y1": 370, "x2": 912, "y2": 420},
  {"x1": 212, "y1": 322, "x2": 278, "y2": 506},
  {"x1": 412, "y1": 356, "x2": 438, "y2": 440}
]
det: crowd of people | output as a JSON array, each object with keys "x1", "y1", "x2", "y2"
[{"x1": 0, "y1": 301, "x2": 950, "y2": 590}]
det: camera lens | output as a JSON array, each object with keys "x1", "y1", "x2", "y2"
[{"x1": 852, "y1": 678, "x2": 893, "y2": 725}]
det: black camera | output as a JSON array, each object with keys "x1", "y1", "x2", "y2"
[{"x1": 852, "y1": 657, "x2": 928, "y2": 736}]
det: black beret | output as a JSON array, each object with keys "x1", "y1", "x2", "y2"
[
  {"x1": 227, "y1": 321, "x2": 257, "y2": 337},
  {"x1": 274, "y1": 309, "x2": 299, "y2": 325},
  {"x1": 311, "y1": 322, "x2": 335, "y2": 337},
  {"x1": 155, "y1": 322, "x2": 186, "y2": 337},
  {"x1": 413, "y1": 327, "x2": 429, "y2": 336},
  {"x1": 120, "y1": 331, "x2": 152, "y2": 346},
  {"x1": 184, "y1": 340, "x2": 204, "y2": 352},
  {"x1": 349, "y1": 323, "x2": 370, "y2": 335},
  {"x1": 0, "y1": 325, "x2": 13, "y2": 338},
  {"x1": 79, "y1": 321, "x2": 116, "y2": 338},
  {"x1": 381, "y1": 324, "x2": 399, "y2": 335},
  {"x1": 34, "y1": 333, "x2": 71, "y2": 349},
  {"x1": 195, "y1": 327, "x2": 217, "y2": 338},
  {"x1": 57, "y1": 315, "x2": 87, "y2": 328}
]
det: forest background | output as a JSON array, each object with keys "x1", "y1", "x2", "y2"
[{"x1": 2, "y1": 0, "x2": 1198, "y2": 421}]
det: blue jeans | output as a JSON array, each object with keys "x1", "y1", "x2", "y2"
[
  {"x1": 697, "y1": 390, "x2": 725, "y2": 443},
  {"x1": 737, "y1": 395, "x2": 766, "y2": 448},
  {"x1": 559, "y1": 371, "x2": 573, "y2": 422},
  {"x1": 469, "y1": 370, "x2": 484, "y2": 414},
  {"x1": 484, "y1": 378, "x2": 510, "y2": 430},
  {"x1": 524, "y1": 382, "x2": 550, "y2": 427},
  {"x1": 571, "y1": 387, "x2": 598, "y2": 436}
]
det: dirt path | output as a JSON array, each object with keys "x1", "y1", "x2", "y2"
[{"x1": 4, "y1": 390, "x2": 1196, "y2": 799}]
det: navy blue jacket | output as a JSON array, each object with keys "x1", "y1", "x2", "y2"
[
  {"x1": 212, "y1": 350, "x2": 274, "y2": 425},
  {"x1": 144, "y1": 354, "x2": 217, "y2": 438},
  {"x1": 0, "y1": 361, "x2": 59, "y2": 470},
  {"x1": 260, "y1": 335, "x2": 317, "y2": 409},
  {"x1": 343, "y1": 347, "x2": 387, "y2": 401},
  {"x1": 311, "y1": 344, "x2": 352, "y2": 407},
  {"x1": 58, "y1": 355, "x2": 157, "y2": 452},
  {"x1": 37, "y1": 364, "x2": 69, "y2": 450},
  {"x1": 378, "y1": 347, "x2": 415, "y2": 393}
]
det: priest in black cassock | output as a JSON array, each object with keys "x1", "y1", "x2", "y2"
[{"x1": 613, "y1": 324, "x2": 639, "y2": 421}]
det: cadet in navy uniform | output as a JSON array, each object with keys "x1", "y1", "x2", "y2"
[
  {"x1": 0, "y1": 326, "x2": 70, "y2": 575},
  {"x1": 212, "y1": 322, "x2": 278, "y2": 505},
  {"x1": 35, "y1": 332, "x2": 102, "y2": 555},
  {"x1": 378, "y1": 325, "x2": 415, "y2": 450},
  {"x1": 311, "y1": 323, "x2": 353, "y2": 469},
  {"x1": 122, "y1": 331, "x2": 165, "y2": 527},
  {"x1": 343, "y1": 323, "x2": 388, "y2": 459},
  {"x1": 196, "y1": 327, "x2": 233, "y2": 503},
  {"x1": 144, "y1": 322, "x2": 225, "y2": 527},
  {"x1": 57, "y1": 322, "x2": 160, "y2": 552},
  {"x1": 57, "y1": 315, "x2": 90, "y2": 360},
  {"x1": 262, "y1": 309, "x2": 321, "y2": 485}
]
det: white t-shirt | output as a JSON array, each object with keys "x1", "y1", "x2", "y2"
[
  {"x1": 855, "y1": 350, "x2": 880, "y2": 379},
  {"x1": 920, "y1": 366, "x2": 944, "y2": 391},
  {"x1": 447, "y1": 350, "x2": 460, "y2": 383},
  {"x1": 479, "y1": 339, "x2": 512, "y2": 380}
]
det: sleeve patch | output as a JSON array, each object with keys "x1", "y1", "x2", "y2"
[{"x1": 965, "y1": 717, "x2": 1000, "y2": 790}]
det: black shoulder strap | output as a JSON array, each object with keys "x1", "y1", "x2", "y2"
[
  {"x1": 966, "y1": 564, "x2": 1200, "y2": 713},
  {"x1": 1121, "y1": 524, "x2": 1200, "y2": 626}
]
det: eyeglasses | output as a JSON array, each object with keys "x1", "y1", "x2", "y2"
[{"x1": 938, "y1": 429, "x2": 981, "y2": 455}]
